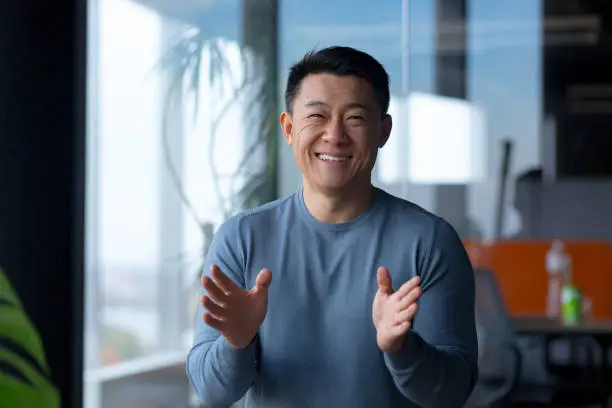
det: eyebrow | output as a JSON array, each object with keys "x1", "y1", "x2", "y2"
[{"x1": 304, "y1": 100, "x2": 370, "y2": 111}]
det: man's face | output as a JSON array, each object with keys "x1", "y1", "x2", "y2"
[{"x1": 280, "y1": 74, "x2": 392, "y2": 193}]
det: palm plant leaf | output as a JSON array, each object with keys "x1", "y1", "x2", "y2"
[{"x1": 157, "y1": 17, "x2": 277, "y2": 275}]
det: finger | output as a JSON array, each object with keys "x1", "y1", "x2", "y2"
[
  {"x1": 210, "y1": 264, "x2": 240, "y2": 294},
  {"x1": 397, "y1": 286, "x2": 422, "y2": 311},
  {"x1": 254, "y1": 268, "x2": 272, "y2": 292},
  {"x1": 202, "y1": 276, "x2": 228, "y2": 305},
  {"x1": 391, "y1": 320, "x2": 411, "y2": 337},
  {"x1": 395, "y1": 275, "x2": 421, "y2": 298},
  {"x1": 394, "y1": 303, "x2": 418, "y2": 325},
  {"x1": 376, "y1": 267, "x2": 392, "y2": 294},
  {"x1": 203, "y1": 312, "x2": 225, "y2": 332},
  {"x1": 201, "y1": 295, "x2": 226, "y2": 319}
]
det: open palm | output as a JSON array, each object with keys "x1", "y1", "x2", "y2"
[
  {"x1": 201, "y1": 264, "x2": 272, "y2": 349},
  {"x1": 372, "y1": 267, "x2": 422, "y2": 353}
]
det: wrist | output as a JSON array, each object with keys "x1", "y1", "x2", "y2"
[
  {"x1": 383, "y1": 331, "x2": 426, "y2": 372},
  {"x1": 382, "y1": 337, "x2": 405, "y2": 354},
  {"x1": 236, "y1": 333, "x2": 258, "y2": 349}
]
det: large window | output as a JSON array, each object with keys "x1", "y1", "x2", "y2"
[
  {"x1": 85, "y1": 0, "x2": 277, "y2": 406},
  {"x1": 85, "y1": 2, "x2": 185, "y2": 407}
]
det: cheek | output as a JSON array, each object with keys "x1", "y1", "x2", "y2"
[
  {"x1": 352, "y1": 134, "x2": 381, "y2": 168},
  {"x1": 352, "y1": 131, "x2": 379, "y2": 153},
  {"x1": 369, "y1": 149, "x2": 379, "y2": 164},
  {"x1": 294, "y1": 128, "x2": 319, "y2": 152},
  {"x1": 291, "y1": 136, "x2": 313, "y2": 165}
]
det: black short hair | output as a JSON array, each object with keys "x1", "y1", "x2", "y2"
[{"x1": 284, "y1": 46, "x2": 390, "y2": 117}]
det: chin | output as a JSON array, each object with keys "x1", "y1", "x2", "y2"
[
  {"x1": 313, "y1": 178, "x2": 356, "y2": 193},
  {"x1": 319, "y1": 184, "x2": 351, "y2": 193}
]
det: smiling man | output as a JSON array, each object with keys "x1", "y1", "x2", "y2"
[{"x1": 187, "y1": 46, "x2": 478, "y2": 408}]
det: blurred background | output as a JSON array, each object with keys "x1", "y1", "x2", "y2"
[{"x1": 2, "y1": 0, "x2": 612, "y2": 407}]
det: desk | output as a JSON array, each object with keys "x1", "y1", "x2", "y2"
[
  {"x1": 512, "y1": 315, "x2": 612, "y2": 406},
  {"x1": 513, "y1": 315, "x2": 612, "y2": 336},
  {"x1": 513, "y1": 314, "x2": 612, "y2": 370}
]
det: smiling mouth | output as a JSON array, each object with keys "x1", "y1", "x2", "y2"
[{"x1": 315, "y1": 153, "x2": 352, "y2": 163}]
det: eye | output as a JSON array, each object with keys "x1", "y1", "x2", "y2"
[{"x1": 308, "y1": 113, "x2": 324, "y2": 119}]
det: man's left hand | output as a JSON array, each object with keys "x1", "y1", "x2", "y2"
[{"x1": 372, "y1": 267, "x2": 422, "y2": 353}]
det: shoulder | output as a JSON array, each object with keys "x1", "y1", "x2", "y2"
[
  {"x1": 215, "y1": 194, "x2": 295, "y2": 237},
  {"x1": 206, "y1": 195, "x2": 296, "y2": 279},
  {"x1": 377, "y1": 188, "x2": 452, "y2": 239},
  {"x1": 376, "y1": 188, "x2": 467, "y2": 273}
]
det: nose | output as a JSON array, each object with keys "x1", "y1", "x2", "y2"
[{"x1": 321, "y1": 118, "x2": 349, "y2": 145}]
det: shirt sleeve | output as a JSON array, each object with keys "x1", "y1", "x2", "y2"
[
  {"x1": 383, "y1": 218, "x2": 479, "y2": 407},
  {"x1": 186, "y1": 217, "x2": 258, "y2": 408}
]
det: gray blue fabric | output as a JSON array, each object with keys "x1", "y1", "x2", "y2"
[{"x1": 187, "y1": 188, "x2": 478, "y2": 407}]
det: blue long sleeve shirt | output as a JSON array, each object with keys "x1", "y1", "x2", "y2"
[{"x1": 186, "y1": 188, "x2": 478, "y2": 407}]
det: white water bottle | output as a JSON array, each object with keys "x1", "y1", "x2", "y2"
[{"x1": 545, "y1": 240, "x2": 570, "y2": 319}]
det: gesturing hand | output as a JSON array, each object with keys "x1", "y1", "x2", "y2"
[
  {"x1": 372, "y1": 267, "x2": 422, "y2": 353},
  {"x1": 201, "y1": 264, "x2": 272, "y2": 349}
]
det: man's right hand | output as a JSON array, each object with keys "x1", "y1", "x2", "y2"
[{"x1": 201, "y1": 264, "x2": 272, "y2": 349}]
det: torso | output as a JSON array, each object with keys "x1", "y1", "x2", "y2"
[{"x1": 238, "y1": 189, "x2": 436, "y2": 407}]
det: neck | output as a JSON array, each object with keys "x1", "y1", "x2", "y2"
[{"x1": 302, "y1": 180, "x2": 375, "y2": 223}]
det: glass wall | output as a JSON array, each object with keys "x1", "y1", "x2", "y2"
[
  {"x1": 85, "y1": 0, "x2": 276, "y2": 406},
  {"x1": 83, "y1": 0, "x2": 612, "y2": 405},
  {"x1": 278, "y1": 0, "x2": 543, "y2": 242},
  {"x1": 467, "y1": 0, "x2": 542, "y2": 240},
  {"x1": 278, "y1": 0, "x2": 408, "y2": 196}
]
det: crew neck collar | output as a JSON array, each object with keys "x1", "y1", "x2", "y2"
[{"x1": 295, "y1": 187, "x2": 383, "y2": 232}]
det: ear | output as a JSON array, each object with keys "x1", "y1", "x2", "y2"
[
  {"x1": 280, "y1": 111, "x2": 294, "y2": 146},
  {"x1": 378, "y1": 114, "x2": 392, "y2": 148}
]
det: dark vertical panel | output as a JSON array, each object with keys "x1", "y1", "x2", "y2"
[
  {"x1": 242, "y1": 0, "x2": 279, "y2": 202},
  {"x1": 433, "y1": 0, "x2": 469, "y2": 236},
  {"x1": 543, "y1": 1, "x2": 612, "y2": 177},
  {"x1": 435, "y1": 0, "x2": 467, "y2": 99},
  {"x1": 0, "y1": 0, "x2": 86, "y2": 407}
]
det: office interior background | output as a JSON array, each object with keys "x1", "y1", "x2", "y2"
[{"x1": 2, "y1": 0, "x2": 612, "y2": 407}]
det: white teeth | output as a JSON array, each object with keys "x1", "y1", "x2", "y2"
[{"x1": 318, "y1": 154, "x2": 348, "y2": 162}]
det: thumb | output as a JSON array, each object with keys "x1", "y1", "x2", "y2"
[
  {"x1": 377, "y1": 266, "x2": 392, "y2": 295},
  {"x1": 253, "y1": 268, "x2": 272, "y2": 294}
]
